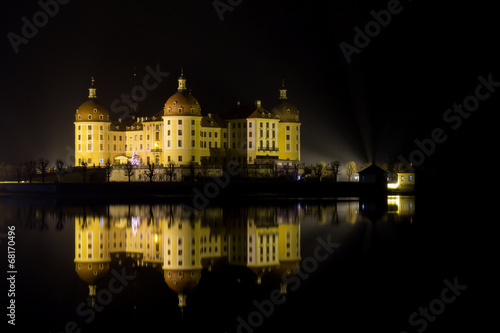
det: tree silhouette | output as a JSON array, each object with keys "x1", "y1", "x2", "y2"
[
  {"x1": 331, "y1": 161, "x2": 340, "y2": 182},
  {"x1": 55, "y1": 160, "x2": 66, "y2": 183},
  {"x1": 124, "y1": 161, "x2": 134, "y2": 182},
  {"x1": 165, "y1": 162, "x2": 176, "y2": 182},
  {"x1": 313, "y1": 162, "x2": 327, "y2": 182},
  {"x1": 14, "y1": 163, "x2": 23, "y2": 183},
  {"x1": 24, "y1": 160, "x2": 37, "y2": 183},
  {"x1": 80, "y1": 161, "x2": 88, "y2": 183},
  {"x1": 37, "y1": 158, "x2": 49, "y2": 183},
  {"x1": 145, "y1": 163, "x2": 155, "y2": 182},
  {"x1": 105, "y1": 159, "x2": 113, "y2": 182}
]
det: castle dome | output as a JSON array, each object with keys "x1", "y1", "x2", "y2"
[
  {"x1": 75, "y1": 262, "x2": 110, "y2": 285},
  {"x1": 271, "y1": 80, "x2": 299, "y2": 122},
  {"x1": 164, "y1": 71, "x2": 202, "y2": 117},
  {"x1": 164, "y1": 268, "x2": 202, "y2": 293},
  {"x1": 164, "y1": 268, "x2": 202, "y2": 308},
  {"x1": 75, "y1": 77, "x2": 110, "y2": 122}
]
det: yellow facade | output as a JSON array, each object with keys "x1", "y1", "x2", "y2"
[
  {"x1": 75, "y1": 76, "x2": 301, "y2": 168},
  {"x1": 74, "y1": 215, "x2": 111, "y2": 297}
]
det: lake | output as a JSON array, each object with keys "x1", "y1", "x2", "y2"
[{"x1": 0, "y1": 195, "x2": 482, "y2": 332}]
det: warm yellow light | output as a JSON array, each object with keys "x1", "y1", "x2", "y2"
[
  {"x1": 387, "y1": 180, "x2": 400, "y2": 189},
  {"x1": 154, "y1": 234, "x2": 158, "y2": 243}
]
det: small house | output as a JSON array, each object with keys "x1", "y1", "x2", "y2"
[
  {"x1": 358, "y1": 164, "x2": 387, "y2": 195},
  {"x1": 388, "y1": 172, "x2": 415, "y2": 193}
]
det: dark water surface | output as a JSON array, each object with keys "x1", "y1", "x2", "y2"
[{"x1": 0, "y1": 195, "x2": 486, "y2": 332}]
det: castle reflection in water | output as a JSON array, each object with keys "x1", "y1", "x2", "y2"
[{"x1": 73, "y1": 196, "x2": 414, "y2": 309}]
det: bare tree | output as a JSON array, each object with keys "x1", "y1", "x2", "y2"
[
  {"x1": 313, "y1": 162, "x2": 327, "y2": 182},
  {"x1": 330, "y1": 161, "x2": 340, "y2": 182},
  {"x1": 14, "y1": 163, "x2": 23, "y2": 183},
  {"x1": 105, "y1": 159, "x2": 113, "y2": 182},
  {"x1": 345, "y1": 161, "x2": 357, "y2": 182},
  {"x1": 38, "y1": 158, "x2": 49, "y2": 183},
  {"x1": 165, "y1": 162, "x2": 176, "y2": 182},
  {"x1": 80, "y1": 161, "x2": 88, "y2": 183},
  {"x1": 124, "y1": 161, "x2": 134, "y2": 182},
  {"x1": 145, "y1": 163, "x2": 155, "y2": 182},
  {"x1": 24, "y1": 160, "x2": 37, "y2": 183},
  {"x1": 55, "y1": 160, "x2": 66, "y2": 183}
]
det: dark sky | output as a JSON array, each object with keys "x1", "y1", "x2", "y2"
[{"x1": 1, "y1": 0, "x2": 498, "y2": 168}]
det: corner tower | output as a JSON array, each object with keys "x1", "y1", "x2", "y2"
[
  {"x1": 162, "y1": 70, "x2": 207, "y2": 165},
  {"x1": 74, "y1": 78, "x2": 111, "y2": 166},
  {"x1": 271, "y1": 80, "x2": 301, "y2": 162}
]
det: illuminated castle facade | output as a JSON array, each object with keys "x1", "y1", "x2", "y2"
[{"x1": 74, "y1": 73, "x2": 301, "y2": 167}]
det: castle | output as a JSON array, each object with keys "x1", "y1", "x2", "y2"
[{"x1": 74, "y1": 72, "x2": 301, "y2": 168}]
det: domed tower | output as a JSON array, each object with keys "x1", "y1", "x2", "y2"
[
  {"x1": 74, "y1": 214, "x2": 111, "y2": 303},
  {"x1": 271, "y1": 221, "x2": 301, "y2": 294},
  {"x1": 271, "y1": 80, "x2": 301, "y2": 162},
  {"x1": 162, "y1": 207, "x2": 204, "y2": 310},
  {"x1": 74, "y1": 77, "x2": 111, "y2": 167},
  {"x1": 162, "y1": 69, "x2": 207, "y2": 165}
]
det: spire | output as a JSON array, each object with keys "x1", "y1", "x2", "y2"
[
  {"x1": 88, "y1": 77, "x2": 97, "y2": 99},
  {"x1": 178, "y1": 67, "x2": 187, "y2": 91},
  {"x1": 279, "y1": 79, "x2": 287, "y2": 100},
  {"x1": 178, "y1": 293, "x2": 187, "y2": 309}
]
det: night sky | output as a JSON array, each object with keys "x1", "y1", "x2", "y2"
[{"x1": 1, "y1": 0, "x2": 498, "y2": 169}]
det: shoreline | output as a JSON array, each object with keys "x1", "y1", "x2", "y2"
[{"x1": 0, "y1": 181, "x2": 407, "y2": 201}]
